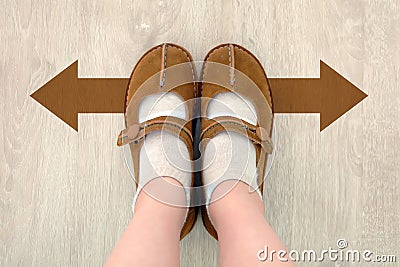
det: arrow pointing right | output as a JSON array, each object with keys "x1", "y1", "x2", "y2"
[{"x1": 270, "y1": 60, "x2": 367, "y2": 131}]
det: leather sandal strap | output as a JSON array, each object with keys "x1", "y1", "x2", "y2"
[
  {"x1": 117, "y1": 116, "x2": 193, "y2": 149},
  {"x1": 201, "y1": 116, "x2": 273, "y2": 154}
]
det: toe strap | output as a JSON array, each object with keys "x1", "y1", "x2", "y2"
[
  {"x1": 117, "y1": 116, "x2": 193, "y2": 148},
  {"x1": 201, "y1": 116, "x2": 273, "y2": 154}
]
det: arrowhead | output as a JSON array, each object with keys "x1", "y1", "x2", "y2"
[
  {"x1": 319, "y1": 60, "x2": 367, "y2": 131},
  {"x1": 30, "y1": 60, "x2": 79, "y2": 131}
]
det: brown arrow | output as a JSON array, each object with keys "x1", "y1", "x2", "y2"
[
  {"x1": 30, "y1": 60, "x2": 128, "y2": 131},
  {"x1": 31, "y1": 60, "x2": 367, "y2": 132},
  {"x1": 269, "y1": 60, "x2": 367, "y2": 131}
]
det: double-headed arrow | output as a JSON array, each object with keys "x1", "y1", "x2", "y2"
[{"x1": 30, "y1": 60, "x2": 367, "y2": 131}]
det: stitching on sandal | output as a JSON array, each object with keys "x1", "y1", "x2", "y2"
[
  {"x1": 201, "y1": 120, "x2": 255, "y2": 138},
  {"x1": 160, "y1": 43, "x2": 168, "y2": 87},
  {"x1": 228, "y1": 44, "x2": 236, "y2": 86}
]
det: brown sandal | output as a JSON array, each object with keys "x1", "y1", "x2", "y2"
[
  {"x1": 117, "y1": 43, "x2": 198, "y2": 239},
  {"x1": 200, "y1": 44, "x2": 274, "y2": 240}
]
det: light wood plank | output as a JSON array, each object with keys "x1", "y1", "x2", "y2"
[{"x1": 1, "y1": 0, "x2": 399, "y2": 266}]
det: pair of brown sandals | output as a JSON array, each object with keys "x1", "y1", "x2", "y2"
[{"x1": 117, "y1": 43, "x2": 274, "y2": 240}]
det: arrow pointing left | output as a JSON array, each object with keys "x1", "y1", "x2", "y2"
[{"x1": 30, "y1": 60, "x2": 129, "y2": 131}]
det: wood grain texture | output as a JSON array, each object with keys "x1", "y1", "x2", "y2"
[{"x1": 1, "y1": 0, "x2": 399, "y2": 266}]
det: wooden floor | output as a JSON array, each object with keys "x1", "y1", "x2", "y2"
[{"x1": 1, "y1": 0, "x2": 399, "y2": 266}]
